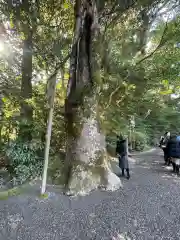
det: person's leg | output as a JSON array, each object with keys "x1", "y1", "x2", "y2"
[
  {"x1": 172, "y1": 162, "x2": 176, "y2": 172},
  {"x1": 167, "y1": 157, "x2": 171, "y2": 166},
  {"x1": 119, "y1": 156, "x2": 124, "y2": 176},
  {"x1": 126, "y1": 168, "x2": 130, "y2": 179},
  {"x1": 176, "y1": 165, "x2": 179, "y2": 174},
  {"x1": 163, "y1": 148, "x2": 169, "y2": 165},
  {"x1": 163, "y1": 149, "x2": 166, "y2": 165},
  {"x1": 164, "y1": 154, "x2": 168, "y2": 165}
]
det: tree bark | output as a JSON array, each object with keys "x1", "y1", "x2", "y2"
[
  {"x1": 0, "y1": 92, "x2": 4, "y2": 147},
  {"x1": 63, "y1": 0, "x2": 121, "y2": 195},
  {"x1": 13, "y1": 0, "x2": 33, "y2": 141},
  {"x1": 19, "y1": 27, "x2": 33, "y2": 141}
]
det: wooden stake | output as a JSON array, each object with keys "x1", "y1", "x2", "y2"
[{"x1": 41, "y1": 75, "x2": 56, "y2": 194}]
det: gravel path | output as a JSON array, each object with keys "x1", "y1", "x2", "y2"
[{"x1": 1, "y1": 149, "x2": 180, "y2": 240}]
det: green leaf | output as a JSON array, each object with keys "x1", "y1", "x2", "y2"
[
  {"x1": 159, "y1": 89, "x2": 172, "y2": 95},
  {"x1": 10, "y1": 13, "x2": 14, "y2": 29},
  {"x1": 63, "y1": 2, "x2": 69, "y2": 9},
  {"x1": 162, "y1": 80, "x2": 169, "y2": 86},
  {"x1": 64, "y1": 73, "x2": 69, "y2": 79},
  {"x1": 20, "y1": 32, "x2": 26, "y2": 40},
  {"x1": 2, "y1": 97, "x2": 7, "y2": 103}
]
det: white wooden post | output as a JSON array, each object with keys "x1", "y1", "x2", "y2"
[
  {"x1": 41, "y1": 75, "x2": 56, "y2": 194},
  {"x1": 41, "y1": 107, "x2": 54, "y2": 194}
]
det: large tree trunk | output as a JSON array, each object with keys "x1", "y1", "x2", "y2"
[
  {"x1": 19, "y1": 27, "x2": 33, "y2": 141},
  {"x1": 63, "y1": 0, "x2": 121, "y2": 195}
]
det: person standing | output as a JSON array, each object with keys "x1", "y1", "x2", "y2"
[
  {"x1": 159, "y1": 132, "x2": 170, "y2": 165},
  {"x1": 116, "y1": 135, "x2": 130, "y2": 179},
  {"x1": 163, "y1": 132, "x2": 170, "y2": 165},
  {"x1": 166, "y1": 135, "x2": 180, "y2": 173}
]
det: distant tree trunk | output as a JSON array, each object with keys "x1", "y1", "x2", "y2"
[
  {"x1": 0, "y1": 92, "x2": 4, "y2": 147},
  {"x1": 13, "y1": 0, "x2": 33, "y2": 141},
  {"x1": 19, "y1": 27, "x2": 33, "y2": 141},
  {"x1": 63, "y1": 0, "x2": 121, "y2": 195}
]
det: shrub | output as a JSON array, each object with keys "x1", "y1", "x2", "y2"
[
  {"x1": 133, "y1": 131, "x2": 148, "y2": 151},
  {"x1": 5, "y1": 140, "x2": 44, "y2": 186}
]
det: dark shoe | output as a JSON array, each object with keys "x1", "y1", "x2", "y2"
[{"x1": 127, "y1": 175, "x2": 130, "y2": 180}]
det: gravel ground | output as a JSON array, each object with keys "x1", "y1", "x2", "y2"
[{"x1": 1, "y1": 149, "x2": 180, "y2": 240}]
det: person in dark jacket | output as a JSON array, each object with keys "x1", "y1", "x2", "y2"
[
  {"x1": 116, "y1": 135, "x2": 130, "y2": 179},
  {"x1": 166, "y1": 135, "x2": 180, "y2": 172},
  {"x1": 159, "y1": 132, "x2": 170, "y2": 165},
  {"x1": 159, "y1": 136, "x2": 164, "y2": 147}
]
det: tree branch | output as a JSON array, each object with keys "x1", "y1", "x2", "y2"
[
  {"x1": 46, "y1": 34, "x2": 81, "y2": 84},
  {"x1": 136, "y1": 21, "x2": 168, "y2": 65},
  {"x1": 104, "y1": 72, "x2": 130, "y2": 109},
  {"x1": 46, "y1": 52, "x2": 71, "y2": 82},
  {"x1": 100, "y1": 0, "x2": 136, "y2": 33},
  {"x1": 104, "y1": 84, "x2": 121, "y2": 110}
]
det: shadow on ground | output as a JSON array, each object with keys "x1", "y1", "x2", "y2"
[{"x1": 136, "y1": 150, "x2": 180, "y2": 183}]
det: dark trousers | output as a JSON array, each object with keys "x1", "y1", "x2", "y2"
[
  {"x1": 122, "y1": 168, "x2": 130, "y2": 179},
  {"x1": 163, "y1": 148, "x2": 170, "y2": 165},
  {"x1": 172, "y1": 162, "x2": 180, "y2": 174},
  {"x1": 118, "y1": 155, "x2": 130, "y2": 179}
]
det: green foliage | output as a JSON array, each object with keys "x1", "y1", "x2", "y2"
[
  {"x1": 132, "y1": 131, "x2": 148, "y2": 151},
  {"x1": 5, "y1": 141, "x2": 44, "y2": 185},
  {"x1": 106, "y1": 135, "x2": 117, "y2": 157}
]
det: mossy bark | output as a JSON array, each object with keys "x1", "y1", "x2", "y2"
[
  {"x1": 63, "y1": 0, "x2": 121, "y2": 195},
  {"x1": 64, "y1": 95, "x2": 121, "y2": 195}
]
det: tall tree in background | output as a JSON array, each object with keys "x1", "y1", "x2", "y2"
[
  {"x1": 19, "y1": 0, "x2": 33, "y2": 140},
  {"x1": 5, "y1": 0, "x2": 34, "y2": 140}
]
